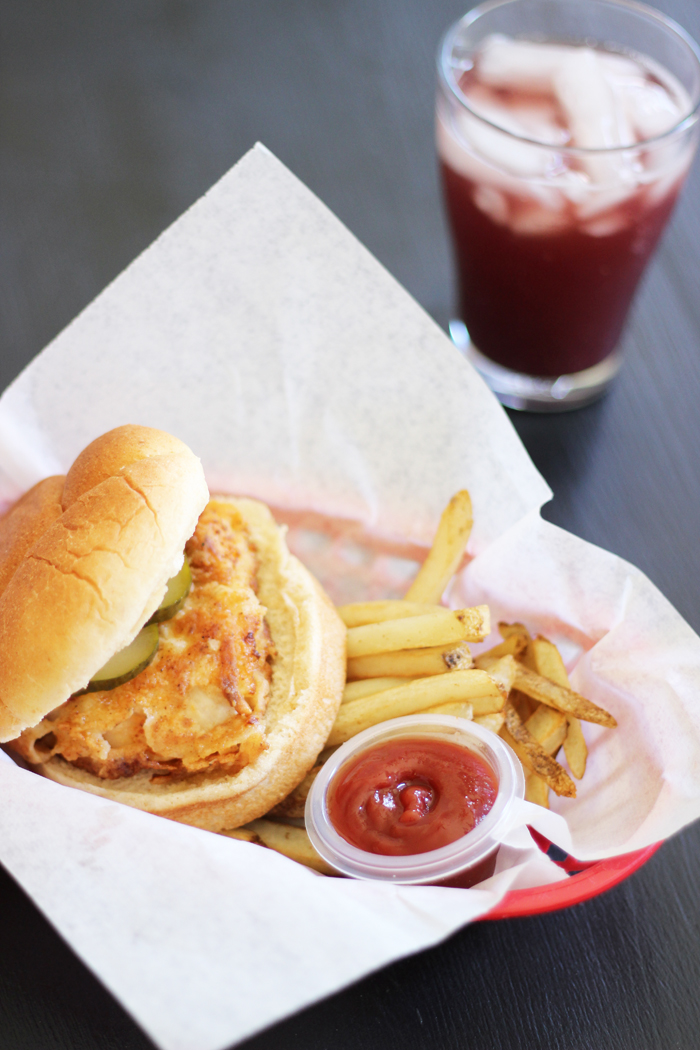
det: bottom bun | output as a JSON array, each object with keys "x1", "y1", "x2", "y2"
[{"x1": 39, "y1": 496, "x2": 346, "y2": 832}]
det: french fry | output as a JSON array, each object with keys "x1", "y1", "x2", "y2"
[
  {"x1": 346, "y1": 606, "x2": 488, "y2": 659},
  {"x1": 524, "y1": 635, "x2": 588, "y2": 779},
  {"x1": 525, "y1": 772, "x2": 550, "y2": 809},
  {"x1": 441, "y1": 642, "x2": 474, "y2": 671},
  {"x1": 511, "y1": 688, "x2": 537, "y2": 722},
  {"x1": 343, "y1": 677, "x2": 411, "y2": 703},
  {"x1": 326, "y1": 490, "x2": 607, "y2": 837},
  {"x1": 405, "y1": 490, "x2": 473, "y2": 604},
  {"x1": 455, "y1": 605, "x2": 490, "y2": 641},
  {"x1": 497, "y1": 625, "x2": 532, "y2": 714},
  {"x1": 524, "y1": 705, "x2": 567, "y2": 756},
  {"x1": 514, "y1": 659, "x2": 574, "y2": 803},
  {"x1": 501, "y1": 725, "x2": 532, "y2": 768},
  {"x1": 499, "y1": 621, "x2": 532, "y2": 644},
  {"x1": 501, "y1": 725, "x2": 535, "y2": 773},
  {"x1": 428, "y1": 701, "x2": 474, "y2": 721},
  {"x1": 328, "y1": 670, "x2": 505, "y2": 746},
  {"x1": 477, "y1": 633, "x2": 528, "y2": 661},
  {"x1": 523, "y1": 634, "x2": 566, "y2": 679},
  {"x1": 222, "y1": 820, "x2": 336, "y2": 875},
  {"x1": 347, "y1": 641, "x2": 472, "y2": 680},
  {"x1": 563, "y1": 715, "x2": 588, "y2": 780},
  {"x1": 474, "y1": 653, "x2": 518, "y2": 695},
  {"x1": 513, "y1": 664, "x2": 616, "y2": 728},
  {"x1": 337, "y1": 600, "x2": 445, "y2": 628},
  {"x1": 474, "y1": 711, "x2": 505, "y2": 733},
  {"x1": 268, "y1": 766, "x2": 321, "y2": 819},
  {"x1": 503, "y1": 703, "x2": 576, "y2": 798}
]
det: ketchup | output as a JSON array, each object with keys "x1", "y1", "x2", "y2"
[{"x1": 327, "y1": 737, "x2": 498, "y2": 856}]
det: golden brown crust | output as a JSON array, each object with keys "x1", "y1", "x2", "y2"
[
  {"x1": 0, "y1": 427, "x2": 209, "y2": 740},
  {"x1": 38, "y1": 497, "x2": 347, "y2": 832},
  {"x1": 13, "y1": 500, "x2": 274, "y2": 779}
]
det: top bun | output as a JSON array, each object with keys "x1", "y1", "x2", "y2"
[
  {"x1": 0, "y1": 476, "x2": 65, "y2": 597},
  {"x1": 0, "y1": 426, "x2": 209, "y2": 740}
]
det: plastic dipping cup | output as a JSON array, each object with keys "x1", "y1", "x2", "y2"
[
  {"x1": 437, "y1": 0, "x2": 700, "y2": 411},
  {"x1": 305, "y1": 715, "x2": 525, "y2": 887}
]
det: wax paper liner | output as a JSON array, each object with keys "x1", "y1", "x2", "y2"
[{"x1": 0, "y1": 144, "x2": 698, "y2": 1050}]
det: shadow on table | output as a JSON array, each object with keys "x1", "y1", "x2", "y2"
[{"x1": 506, "y1": 398, "x2": 608, "y2": 527}]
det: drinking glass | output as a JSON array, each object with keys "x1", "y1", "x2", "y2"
[{"x1": 437, "y1": 0, "x2": 700, "y2": 410}]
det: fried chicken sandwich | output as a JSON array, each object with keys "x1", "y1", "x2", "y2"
[{"x1": 0, "y1": 425, "x2": 346, "y2": 831}]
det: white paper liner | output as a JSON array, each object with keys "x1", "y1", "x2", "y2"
[
  {"x1": 0, "y1": 144, "x2": 698, "y2": 1050},
  {"x1": 454, "y1": 511, "x2": 700, "y2": 859},
  {"x1": 0, "y1": 144, "x2": 549, "y2": 550}
]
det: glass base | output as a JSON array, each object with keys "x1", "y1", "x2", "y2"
[{"x1": 449, "y1": 321, "x2": 622, "y2": 412}]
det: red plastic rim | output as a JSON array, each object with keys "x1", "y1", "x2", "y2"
[{"x1": 483, "y1": 843, "x2": 662, "y2": 920}]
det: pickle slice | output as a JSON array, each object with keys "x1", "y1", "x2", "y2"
[
  {"x1": 147, "y1": 559, "x2": 192, "y2": 625},
  {"x1": 82, "y1": 623, "x2": 160, "y2": 693}
]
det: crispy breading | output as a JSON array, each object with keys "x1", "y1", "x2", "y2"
[{"x1": 13, "y1": 500, "x2": 274, "y2": 779}]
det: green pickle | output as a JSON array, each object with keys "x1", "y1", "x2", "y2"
[
  {"x1": 81, "y1": 623, "x2": 160, "y2": 693},
  {"x1": 147, "y1": 559, "x2": 192, "y2": 624},
  {"x1": 78, "y1": 559, "x2": 191, "y2": 695}
]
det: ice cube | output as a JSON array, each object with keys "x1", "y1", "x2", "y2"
[
  {"x1": 597, "y1": 52, "x2": 646, "y2": 78},
  {"x1": 437, "y1": 107, "x2": 571, "y2": 205},
  {"x1": 477, "y1": 34, "x2": 578, "y2": 92},
  {"x1": 553, "y1": 48, "x2": 631, "y2": 148},
  {"x1": 508, "y1": 203, "x2": 570, "y2": 236},
  {"x1": 642, "y1": 56, "x2": 692, "y2": 118},
  {"x1": 575, "y1": 182, "x2": 637, "y2": 219},
  {"x1": 461, "y1": 84, "x2": 536, "y2": 138},
  {"x1": 462, "y1": 84, "x2": 569, "y2": 146},
  {"x1": 455, "y1": 108, "x2": 558, "y2": 178},
  {"x1": 461, "y1": 85, "x2": 566, "y2": 145},
  {"x1": 584, "y1": 213, "x2": 629, "y2": 237},
  {"x1": 509, "y1": 100, "x2": 570, "y2": 145},
  {"x1": 552, "y1": 48, "x2": 636, "y2": 182},
  {"x1": 551, "y1": 168, "x2": 592, "y2": 204},
  {"x1": 621, "y1": 79, "x2": 684, "y2": 139},
  {"x1": 600, "y1": 50, "x2": 691, "y2": 144},
  {"x1": 473, "y1": 185, "x2": 509, "y2": 225}
]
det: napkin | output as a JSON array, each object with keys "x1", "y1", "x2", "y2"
[{"x1": 1, "y1": 144, "x2": 699, "y2": 1050}]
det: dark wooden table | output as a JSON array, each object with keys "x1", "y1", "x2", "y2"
[{"x1": 2, "y1": 2, "x2": 700, "y2": 1048}]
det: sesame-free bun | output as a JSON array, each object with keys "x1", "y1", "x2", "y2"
[
  {"x1": 37, "y1": 496, "x2": 347, "y2": 832},
  {"x1": 0, "y1": 426, "x2": 209, "y2": 740},
  {"x1": 0, "y1": 476, "x2": 65, "y2": 598}
]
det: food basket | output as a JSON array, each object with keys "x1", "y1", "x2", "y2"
[
  {"x1": 0, "y1": 144, "x2": 698, "y2": 1050},
  {"x1": 485, "y1": 841, "x2": 662, "y2": 919}
]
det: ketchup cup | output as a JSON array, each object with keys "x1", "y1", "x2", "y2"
[{"x1": 306, "y1": 715, "x2": 525, "y2": 887}]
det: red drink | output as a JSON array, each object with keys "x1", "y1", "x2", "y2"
[
  {"x1": 440, "y1": 155, "x2": 680, "y2": 376},
  {"x1": 437, "y1": 13, "x2": 700, "y2": 408}
]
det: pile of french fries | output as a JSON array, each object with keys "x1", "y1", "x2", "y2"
[{"x1": 223, "y1": 490, "x2": 616, "y2": 871}]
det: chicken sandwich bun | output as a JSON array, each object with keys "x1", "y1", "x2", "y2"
[{"x1": 0, "y1": 426, "x2": 346, "y2": 832}]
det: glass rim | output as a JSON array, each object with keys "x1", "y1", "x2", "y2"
[{"x1": 438, "y1": 0, "x2": 700, "y2": 155}]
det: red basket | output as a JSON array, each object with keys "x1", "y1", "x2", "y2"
[{"x1": 483, "y1": 839, "x2": 662, "y2": 920}]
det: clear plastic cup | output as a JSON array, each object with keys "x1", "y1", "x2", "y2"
[{"x1": 305, "y1": 715, "x2": 525, "y2": 887}]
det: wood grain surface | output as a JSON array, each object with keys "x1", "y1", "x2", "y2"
[{"x1": 1, "y1": 2, "x2": 700, "y2": 1049}]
